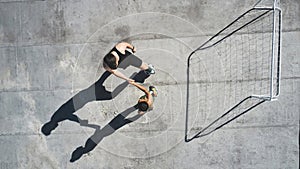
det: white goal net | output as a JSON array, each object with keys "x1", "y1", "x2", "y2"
[{"x1": 185, "y1": 2, "x2": 281, "y2": 142}]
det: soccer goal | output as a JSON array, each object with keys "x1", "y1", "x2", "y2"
[{"x1": 185, "y1": 0, "x2": 282, "y2": 142}]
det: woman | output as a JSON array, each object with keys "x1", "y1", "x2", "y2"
[
  {"x1": 131, "y1": 82, "x2": 158, "y2": 115},
  {"x1": 103, "y1": 42, "x2": 155, "y2": 84}
]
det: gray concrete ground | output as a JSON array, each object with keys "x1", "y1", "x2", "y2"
[{"x1": 0, "y1": 0, "x2": 299, "y2": 169}]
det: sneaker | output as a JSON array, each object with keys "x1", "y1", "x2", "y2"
[
  {"x1": 149, "y1": 86, "x2": 158, "y2": 97},
  {"x1": 144, "y1": 64, "x2": 155, "y2": 75}
]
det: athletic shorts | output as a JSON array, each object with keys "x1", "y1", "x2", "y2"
[{"x1": 118, "y1": 53, "x2": 143, "y2": 69}]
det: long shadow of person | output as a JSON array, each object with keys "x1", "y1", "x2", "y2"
[
  {"x1": 70, "y1": 105, "x2": 141, "y2": 162},
  {"x1": 41, "y1": 70, "x2": 149, "y2": 136}
]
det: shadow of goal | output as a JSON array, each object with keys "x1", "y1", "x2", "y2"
[{"x1": 185, "y1": 1, "x2": 282, "y2": 142}]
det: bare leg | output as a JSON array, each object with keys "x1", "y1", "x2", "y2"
[
  {"x1": 139, "y1": 62, "x2": 149, "y2": 70},
  {"x1": 140, "y1": 62, "x2": 155, "y2": 75}
]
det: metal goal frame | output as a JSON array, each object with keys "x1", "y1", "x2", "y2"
[{"x1": 185, "y1": 0, "x2": 282, "y2": 142}]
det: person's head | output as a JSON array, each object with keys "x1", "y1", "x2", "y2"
[
  {"x1": 137, "y1": 101, "x2": 149, "y2": 112},
  {"x1": 103, "y1": 51, "x2": 119, "y2": 69}
]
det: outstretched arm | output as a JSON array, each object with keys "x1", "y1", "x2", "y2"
[
  {"x1": 131, "y1": 82, "x2": 151, "y2": 99},
  {"x1": 105, "y1": 68, "x2": 134, "y2": 83}
]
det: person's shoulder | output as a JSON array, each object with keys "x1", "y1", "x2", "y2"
[
  {"x1": 115, "y1": 42, "x2": 126, "y2": 52},
  {"x1": 117, "y1": 42, "x2": 131, "y2": 47}
]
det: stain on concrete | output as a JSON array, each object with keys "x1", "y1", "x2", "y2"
[
  {"x1": 114, "y1": 25, "x2": 131, "y2": 39},
  {"x1": 0, "y1": 6, "x2": 17, "y2": 43},
  {"x1": 39, "y1": 1, "x2": 66, "y2": 43},
  {"x1": 122, "y1": 33, "x2": 169, "y2": 42},
  {"x1": 4, "y1": 31, "x2": 16, "y2": 43},
  {"x1": 186, "y1": 1, "x2": 205, "y2": 22}
]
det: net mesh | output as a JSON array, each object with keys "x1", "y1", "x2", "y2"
[{"x1": 186, "y1": 8, "x2": 281, "y2": 141}]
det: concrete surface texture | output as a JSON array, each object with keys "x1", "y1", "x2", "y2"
[{"x1": 0, "y1": 0, "x2": 299, "y2": 169}]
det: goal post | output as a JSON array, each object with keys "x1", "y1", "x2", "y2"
[{"x1": 185, "y1": 0, "x2": 282, "y2": 142}]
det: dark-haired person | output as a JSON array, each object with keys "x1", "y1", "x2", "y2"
[
  {"x1": 131, "y1": 82, "x2": 157, "y2": 115},
  {"x1": 103, "y1": 42, "x2": 155, "y2": 84}
]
